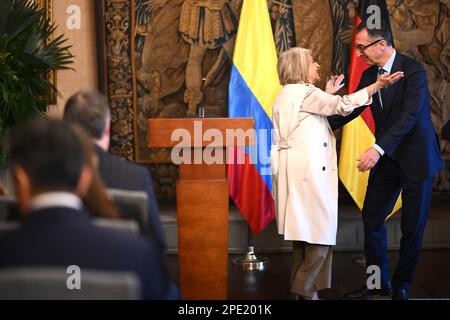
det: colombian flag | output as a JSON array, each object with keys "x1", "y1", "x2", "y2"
[
  {"x1": 228, "y1": 0, "x2": 281, "y2": 234},
  {"x1": 339, "y1": 0, "x2": 401, "y2": 216}
]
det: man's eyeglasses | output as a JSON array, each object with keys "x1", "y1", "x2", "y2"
[{"x1": 355, "y1": 39, "x2": 384, "y2": 54}]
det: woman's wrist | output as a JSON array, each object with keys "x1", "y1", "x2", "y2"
[
  {"x1": 367, "y1": 83, "x2": 382, "y2": 96},
  {"x1": 366, "y1": 84, "x2": 375, "y2": 96}
]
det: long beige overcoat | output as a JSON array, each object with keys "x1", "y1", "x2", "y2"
[{"x1": 271, "y1": 83, "x2": 372, "y2": 245}]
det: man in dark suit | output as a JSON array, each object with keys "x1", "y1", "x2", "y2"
[
  {"x1": 328, "y1": 19, "x2": 444, "y2": 300},
  {"x1": 63, "y1": 91, "x2": 167, "y2": 254},
  {"x1": 0, "y1": 120, "x2": 177, "y2": 299}
]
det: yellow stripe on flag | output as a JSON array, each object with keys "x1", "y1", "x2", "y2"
[{"x1": 232, "y1": 0, "x2": 281, "y2": 118}]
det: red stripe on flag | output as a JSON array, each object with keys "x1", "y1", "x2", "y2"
[{"x1": 227, "y1": 147, "x2": 275, "y2": 234}]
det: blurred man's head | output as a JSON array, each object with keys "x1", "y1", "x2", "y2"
[
  {"x1": 63, "y1": 90, "x2": 111, "y2": 151},
  {"x1": 8, "y1": 119, "x2": 92, "y2": 214}
]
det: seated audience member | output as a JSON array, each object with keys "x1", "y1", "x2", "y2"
[
  {"x1": 63, "y1": 91, "x2": 167, "y2": 253},
  {"x1": 73, "y1": 125, "x2": 121, "y2": 220},
  {"x1": 0, "y1": 119, "x2": 178, "y2": 299}
]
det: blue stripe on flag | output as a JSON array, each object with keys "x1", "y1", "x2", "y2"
[{"x1": 229, "y1": 64, "x2": 273, "y2": 191}]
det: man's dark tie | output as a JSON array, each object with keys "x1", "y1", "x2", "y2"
[{"x1": 378, "y1": 68, "x2": 386, "y2": 108}]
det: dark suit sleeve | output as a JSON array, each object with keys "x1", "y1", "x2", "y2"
[
  {"x1": 140, "y1": 242, "x2": 180, "y2": 300},
  {"x1": 143, "y1": 171, "x2": 167, "y2": 253},
  {"x1": 327, "y1": 74, "x2": 370, "y2": 130},
  {"x1": 327, "y1": 103, "x2": 369, "y2": 131},
  {"x1": 376, "y1": 64, "x2": 427, "y2": 156}
]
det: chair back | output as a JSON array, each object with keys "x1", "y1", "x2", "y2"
[
  {"x1": 107, "y1": 189, "x2": 148, "y2": 234},
  {"x1": 0, "y1": 267, "x2": 141, "y2": 300}
]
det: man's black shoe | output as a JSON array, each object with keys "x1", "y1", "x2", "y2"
[
  {"x1": 344, "y1": 286, "x2": 392, "y2": 300},
  {"x1": 392, "y1": 288, "x2": 408, "y2": 300}
]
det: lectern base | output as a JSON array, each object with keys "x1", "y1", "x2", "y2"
[{"x1": 177, "y1": 179, "x2": 228, "y2": 299}]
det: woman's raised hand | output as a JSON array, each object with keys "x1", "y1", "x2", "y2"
[
  {"x1": 376, "y1": 71, "x2": 404, "y2": 89},
  {"x1": 366, "y1": 71, "x2": 404, "y2": 97},
  {"x1": 325, "y1": 74, "x2": 345, "y2": 94}
]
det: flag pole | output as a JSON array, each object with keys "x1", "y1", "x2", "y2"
[{"x1": 232, "y1": 226, "x2": 269, "y2": 270}]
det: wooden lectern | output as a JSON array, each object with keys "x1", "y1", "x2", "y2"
[{"x1": 147, "y1": 117, "x2": 254, "y2": 299}]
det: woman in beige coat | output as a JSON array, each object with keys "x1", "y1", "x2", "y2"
[{"x1": 271, "y1": 47, "x2": 403, "y2": 300}]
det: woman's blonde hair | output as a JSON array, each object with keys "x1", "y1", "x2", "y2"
[{"x1": 277, "y1": 47, "x2": 312, "y2": 85}]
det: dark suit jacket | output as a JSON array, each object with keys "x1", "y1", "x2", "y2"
[
  {"x1": 94, "y1": 145, "x2": 167, "y2": 252},
  {"x1": 328, "y1": 52, "x2": 444, "y2": 182},
  {"x1": 0, "y1": 207, "x2": 177, "y2": 299}
]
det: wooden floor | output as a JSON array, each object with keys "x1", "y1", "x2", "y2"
[{"x1": 165, "y1": 249, "x2": 450, "y2": 299}]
